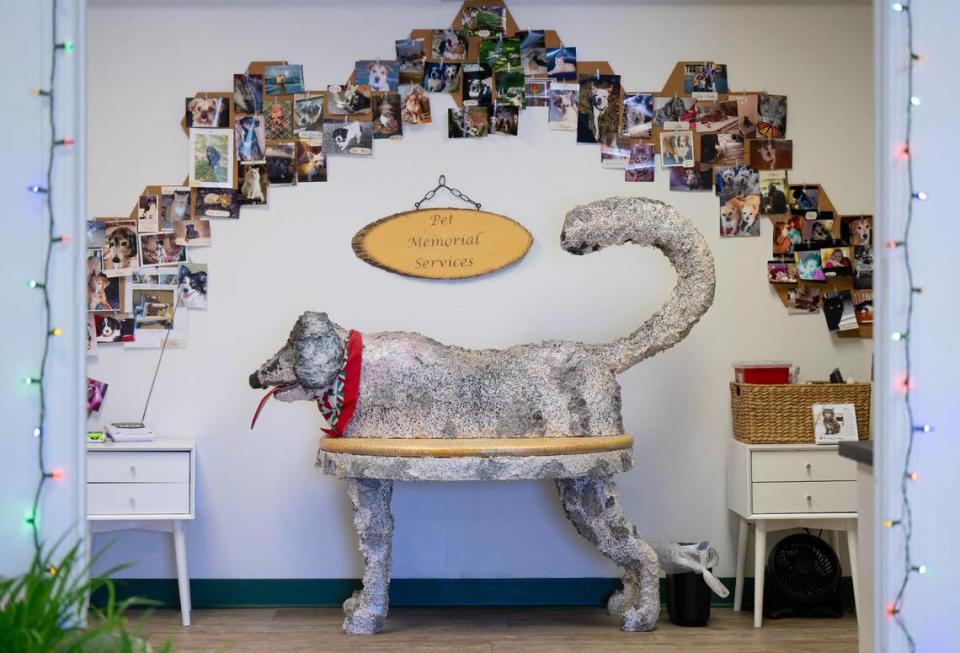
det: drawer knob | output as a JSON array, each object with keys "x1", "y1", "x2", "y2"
[
  {"x1": 129, "y1": 465, "x2": 137, "y2": 477},
  {"x1": 805, "y1": 462, "x2": 812, "y2": 471},
  {"x1": 129, "y1": 496, "x2": 136, "y2": 509},
  {"x1": 805, "y1": 494, "x2": 813, "y2": 502}
]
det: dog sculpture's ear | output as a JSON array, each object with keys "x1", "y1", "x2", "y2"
[{"x1": 291, "y1": 311, "x2": 344, "y2": 389}]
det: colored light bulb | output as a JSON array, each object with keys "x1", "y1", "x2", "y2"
[
  {"x1": 50, "y1": 327, "x2": 62, "y2": 336},
  {"x1": 50, "y1": 469, "x2": 64, "y2": 481},
  {"x1": 55, "y1": 138, "x2": 75, "y2": 146},
  {"x1": 28, "y1": 185, "x2": 48, "y2": 194},
  {"x1": 892, "y1": 3, "x2": 907, "y2": 11},
  {"x1": 910, "y1": 96, "x2": 921, "y2": 106},
  {"x1": 907, "y1": 471, "x2": 920, "y2": 481},
  {"x1": 23, "y1": 376, "x2": 40, "y2": 385},
  {"x1": 913, "y1": 424, "x2": 933, "y2": 433},
  {"x1": 33, "y1": 427, "x2": 41, "y2": 437},
  {"x1": 57, "y1": 41, "x2": 74, "y2": 52},
  {"x1": 914, "y1": 191, "x2": 928, "y2": 200},
  {"x1": 891, "y1": 331, "x2": 906, "y2": 341}
]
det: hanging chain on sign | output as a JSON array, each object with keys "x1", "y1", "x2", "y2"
[{"x1": 414, "y1": 175, "x2": 482, "y2": 211}]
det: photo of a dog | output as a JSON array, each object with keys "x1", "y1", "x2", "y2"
[
  {"x1": 396, "y1": 38, "x2": 426, "y2": 83},
  {"x1": 548, "y1": 83, "x2": 579, "y2": 131},
  {"x1": 578, "y1": 74, "x2": 622, "y2": 144},
  {"x1": 431, "y1": 29, "x2": 467, "y2": 61},
  {"x1": 841, "y1": 215, "x2": 873, "y2": 248},
  {"x1": 492, "y1": 105, "x2": 519, "y2": 136},
  {"x1": 185, "y1": 96, "x2": 229, "y2": 128},
  {"x1": 196, "y1": 188, "x2": 240, "y2": 219},
  {"x1": 759, "y1": 170, "x2": 789, "y2": 214},
  {"x1": 749, "y1": 138, "x2": 793, "y2": 170},
  {"x1": 88, "y1": 271, "x2": 120, "y2": 311},
  {"x1": 99, "y1": 218, "x2": 139, "y2": 276},
  {"x1": 95, "y1": 314, "x2": 134, "y2": 343},
  {"x1": 233, "y1": 73, "x2": 263, "y2": 114},
  {"x1": 239, "y1": 163, "x2": 268, "y2": 205},
  {"x1": 264, "y1": 64, "x2": 304, "y2": 95},
  {"x1": 174, "y1": 219, "x2": 212, "y2": 247},
  {"x1": 546, "y1": 47, "x2": 577, "y2": 80},
  {"x1": 622, "y1": 93, "x2": 654, "y2": 138},
  {"x1": 448, "y1": 107, "x2": 489, "y2": 138},
  {"x1": 372, "y1": 93, "x2": 403, "y2": 139},
  {"x1": 322, "y1": 120, "x2": 373, "y2": 155},
  {"x1": 294, "y1": 95, "x2": 324, "y2": 135},
  {"x1": 295, "y1": 139, "x2": 326, "y2": 182},
  {"x1": 659, "y1": 130, "x2": 694, "y2": 167},
  {"x1": 139, "y1": 232, "x2": 185, "y2": 267},
  {"x1": 442, "y1": 63, "x2": 462, "y2": 93},
  {"x1": 519, "y1": 30, "x2": 547, "y2": 75},
  {"x1": 700, "y1": 132, "x2": 744, "y2": 167},
  {"x1": 423, "y1": 62, "x2": 446, "y2": 92},
  {"x1": 355, "y1": 60, "x2": 401, "y2": 93},
  {"x1": 327, "y1": 84, "x2": 372, "y2": 117},
  {"x1": 400, "y1": 84, "x2": 432, "y2": 124},
  {"x1": 138, "y1": 193, "x2": 159, "y2": 232},
  {"x1": 669, "y1": 165, "x2": 713, "y2": 191},
  {"x1": 235, "y1": 114, "x2": 266, "y2": 162},
  {"x1": 265, "y1": 142, "x2": 296, "y2": 184},
  {"x1": 462, "y1": 64, "x2": 494, "y2": 107},
  {"x1": 178, "y1": 263, "x2": 208, "y2": 310},
  {"x1": 189, "y1": 128, "x2": 233, "y2": 188},
  {"x1": 625, "y1": 143, "x2": 656, "y2": 182}
]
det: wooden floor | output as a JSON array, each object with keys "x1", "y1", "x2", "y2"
[{"x1": 135, "y1": 607, "x2": 858, "y2": 652}]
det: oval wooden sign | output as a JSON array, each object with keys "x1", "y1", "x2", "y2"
[{"x1": 352, "y1": 208, "x2": 533, "y2": 280}]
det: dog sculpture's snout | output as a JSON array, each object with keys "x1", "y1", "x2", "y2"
[{"x1": 249, "y1": 372, "x2": 262, "y2": 389}]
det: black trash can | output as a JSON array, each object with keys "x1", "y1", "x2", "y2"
[{"x1": 666, "y1": 569, "x2": 713, "y2": 627}]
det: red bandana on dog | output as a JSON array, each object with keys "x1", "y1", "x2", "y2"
[
  {"x1": 317, "y1": 330, "x2": 363, "y2": 437},
  {"x1": 250, "y1": 330, "x2": 362, "y2": 436}
]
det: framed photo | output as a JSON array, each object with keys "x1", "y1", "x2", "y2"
[{"x1": 189, "y1": 128, "x2": 234, "y2": 188}]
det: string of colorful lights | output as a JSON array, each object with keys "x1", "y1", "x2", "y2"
[
  {"x1": 883, "y1": 2, "x2": 927, "y2": 651},
  {"x1": 24, "y1": 0, "x2": 74, "y2": 563}
]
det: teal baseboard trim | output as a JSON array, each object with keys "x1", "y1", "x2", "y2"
[{"x1": 91, "y1": 576, "x2": 855, "y2": 611}]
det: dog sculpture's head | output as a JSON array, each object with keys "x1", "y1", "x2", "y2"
[{"x1": 249, "y1": 311, "x2": 344, "y2": 402}]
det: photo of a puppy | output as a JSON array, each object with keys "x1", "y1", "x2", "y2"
[
  {"x1": 578, "y1": 74, "x2": 622, "y2": 144},
  {"x1": 400, "y1": 84, "x2": 432, "y2": 124},
  {"x1": 195, "y1": 188, "x2": 240, "y2": 218},
  {"x1": 235, "y1": 114, "x2": 266, "y2": 162},
  {"x1": 423, "y1": 62, "x2": 446, "y2": 93},
  {"x1": 265, "y1": 142, "x2": 296, "y2": 184},
  {"x1": 372, "y1": 93, "x2": 403, "y2": 139},
  {"x1": 448, "y1": 107, "x2": 489, "y2": 138},
  {"x1": 295, "y1": 139, "x2": 326, "y2": 182},
  {"x1": 749, "y1": 138, "x2": 793, "y2": 170},
  {"x1": 548, "y1": 83, "x2": 579, "y2": 131},
  {"x1": 178, "y1": 263, "x2": 208, "y2": 310},
  {"x1": 654, "y1": 95, "x2": 696, "y2": 126},
  {"x1": 322, "y1": 120, "x2": 374, "y2": 155},
  {"x1": 355, "y1": 60, "x2": 401, "y2": 93},
  {"x1": 396, "y1": 38, "x2": 426, "y2": 83},
  {"x1": 327, "y1": 84, "x2": 372, "y2": 117},
  {"x1": 841, "y1": 215, "x2": 873, "y2": 248},
  {"x1": 264, "y1": 97, "x2": 294, "y2": 140},
  {"x1": 431, "y1": 29, "x2": 467, "y2": 61},
  {"x1": 239, "y1": 163, "x2": 268, "y2": 205},
  {"x1": 138, "y1": 193, "x2": 159, "y2": 232},
  {"x1": 622, "y1": 93, "x2": 654, "y2": 138},
  {"x1": 669, "y1": 164, "x2": 713, "y2": 191},
  {"x1": 185, "y1": 96, "x2": 229, "y2": 128},
  {"x1": 479, "y1": 36, "x2": 520, "y2": 72},
  {"x1": 294, "y1": 95, "x2": 324, "y2": 135},
  {"x1": 518, "y1": 30, "x2": 547, "y2": 75},
  {"x1": 492, "y1": 105, "x2": 519, "y2": 136},
  {"x1": 174, "y1": 219, "x2": 212, "y2": 247},
  {"x1": 95, "y1": 314, "x2": 134, "y2": 343},
  {"x1": 233, "y1": 73, "x2": 263, "y2": 114},
  {"x1": 264, "y1": 64, "x2": 305, "y2": 95},
  {"x1": 99, "y1": 218, "x2": 138, "y2": 276},
  {"x1": 189, "y1": 128, "x2": 233, "y2": 188},
  {"x1": 462, "y1": 64, "x2": 494, "y2": 107},
  {"x1": 625, "y1": 143, "x2": 656, "y2": 182},
  {"x1": 88, "y1": 271, "x2": 120, "y2": 311},
  {"x1": 659, "y1": 130, "x2": 694, "y2": 168},
  {"x1": 546, "y1": 47, "x2": 577, "y2": 80}
]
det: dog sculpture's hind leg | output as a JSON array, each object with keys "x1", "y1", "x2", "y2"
[{"x1": 342, "y1": 478, "x2": 394, "y2": 635}]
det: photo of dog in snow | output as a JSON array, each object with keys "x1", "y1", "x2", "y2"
[
  {"x1": 264, "y1": 64, "x2": 304, "y2": 95},
  {"x1": 462, "y1": 63, "x2": 494, "y2": 107},
  {"x1": 295, "y1": 138, "x2": 326, "y2": 182},
  {"x1": 400, "y1": 84, "x2": 432, "y2": 124},
  {"x1": 577, "y1": 74, "x2": 621, "y2": 143},
  {"x1": 189, "y1": 128, "x2": 233, "y2": 188},
  {"x1": 178, "y1": 263, "x2": 208, "y2": 310},
  {"x1": 749, "y1": 138, "x2": 793, "y2": 170},
  {"x1": 757, "y1": 92, "x2": 787, "y2": 138},
  {"x1": 548, "y1": 83, "x2": 578, "y2": 130},
  {"x1": 174, "y1": 219, "x2": 212, "y2": 248},
  {"x1": 622, "y1": 93, "x2": 654, "y2": 138},
  {"x1": 519, "y1": 30, "x2": 547, "y2": 75},
  {"x1": 265, "y1": 142, "x2": 296, "y2": 184},
  {"x1": 264, "y1": 97, "x2": 294, "y2": 139},
  {"x1": 239, "y1": 163, "x2": 268, "y2": 205},
  {"x1": 138, "y1": 193, "x2": 159, "y2": 232},
  {"x1": 95, "y1": 314, "x2": 135, "y2": 343},
  {"x1": 294, "y1": 95, "x2": 324, "y2": 136},
  {"x1": 461, "y1": 4, "x2": 506, "y2": 37},
  {"x1": 322, "y1": 120, "x2": 373, "y2": 155},
  {"x1": 233, "y1": 73, "x2": 263, "y2": 114},
  {"x1": 480, "y1": 36, "x2": 520, "y2": 72},
  {"x1": 326, "y1": 84, "x2": 372, "y2": 118},
  {"x1": 669, "y1": 164, "x2": 713, "y2": 191},
  {"x1": 546, "y1": 47, "x2": 577, "y2": 80},
  {"x1": 625, "y1": 143, "x2": 656, "y2": 182},
  {"x1": 431, "y1": 29, "x2": 467, "y2": 61},
  {"x1": 659, "y1": 130, "x2": 695, "y2": 167},
  {"x1": 372, "y1": 93, "x2": 403, "y2": 139},
  {"x1": 355, "y1": 60, "x2": 401, "y2": 93},
  {"x1": 234, "y1": 114, "x2": 266, "y2": 162},
  {"x1": 185, "y1": 96, "x2": 229, "y2": 128},
  {"x1": 98, "y1": 218, "x2": 139, "y2": 276},
  {"x1": 841, "y1": 215, "x2": 873, "y2": 248},
  {"x1": 448, "y1": 106, "x2": 489, "y2": 138},
  {"x1": 195, "y1": 188, "x2": 240, "y2": 219},
  {"x1": 396, "y1": 38, "x2": 426, "y2": 83}
]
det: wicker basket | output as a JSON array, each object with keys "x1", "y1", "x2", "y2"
[{"x1": 730, "y1": 382, "x2": 871, "y2": 444}]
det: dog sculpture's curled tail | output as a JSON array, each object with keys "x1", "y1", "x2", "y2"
[{"x1": 560, "y1": 197, "x2": 716, "y2": 374}]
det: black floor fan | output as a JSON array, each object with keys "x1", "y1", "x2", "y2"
[{"x1": 764, "y1": 533, "x2": 843, "y2": 619}]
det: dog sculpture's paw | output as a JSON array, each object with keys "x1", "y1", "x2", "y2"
[
  {"x1": 342, "y1": 590, "x2": 361, "y2": 617},
  {"x1": 342, "y1": 608, "x2": 387, "y2": 635},
  {"x1": 606, "y1": 580, "x2": 639, "y2": 617},
  {"x1": 619, "y1": 605, "x2": 659, "y2": 633}
]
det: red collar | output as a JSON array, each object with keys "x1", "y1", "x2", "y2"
[{"x1": 318, "y1": 330, "x2": 363, "y2": 437}]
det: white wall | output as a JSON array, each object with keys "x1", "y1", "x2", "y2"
[
  {"x1": 0, "y1": 0, "x2": 86, "y2": 576},
  {"x1": 87, "y1": 0, "x2": 873, "y2": 581},
  {"x1": 876, "y1": 0, "x2": 960, "y2": 649}
]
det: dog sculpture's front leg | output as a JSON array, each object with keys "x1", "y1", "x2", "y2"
[
  {"x1": 343, "y1": 478, "x2": 394, "y2": 635},
  {"x1": 556, "y1": 476, "x2": 659, "y2": 632}
]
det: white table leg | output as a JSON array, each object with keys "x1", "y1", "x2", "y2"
[
  {"x1": 753, "y1": 521, "x2": 767, "y2": 628},
  {"x1": 173, "y1": 520, "x2": 191, "y2": 627},
  {"x1": 734, "y1": 518, "x2": 749, "y2": 611},
  {"x1": 846, "y1": 519, "x2": 860, "y2": 621}
]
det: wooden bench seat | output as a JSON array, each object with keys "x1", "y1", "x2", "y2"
[{"x1": 319, "y1": 435, "x2": 633, "y2": 458}]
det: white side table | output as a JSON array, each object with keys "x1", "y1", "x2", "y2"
[
  {"x1": 726, "y1": 439, "x2": 859, "y2": 628},
  {"x1": 86, "y1": 438, "x2": 196, "y2": 626}
]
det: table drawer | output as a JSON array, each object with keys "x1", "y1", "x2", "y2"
[
  {"x1": 752, "y1": 449, "x2": 856, "y2": 482},
  {"x1": 752, "y1": 481, "x2": 857, "y2": 514},
  {"x1": 88, "y1": 451, "x2": 189, "y2": 484},
  {"x1": 87, "y1": 482, "x2": 189, "y2": 516}
]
